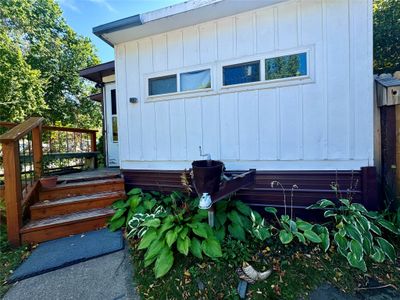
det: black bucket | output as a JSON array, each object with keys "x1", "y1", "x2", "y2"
[{"x1": 192, "y1": 160, "x2": 224, "y2": 194}]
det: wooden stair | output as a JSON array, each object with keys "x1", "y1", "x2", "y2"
[{"x1": 21, "y1": 175, "x2": 125, "y2": 244}]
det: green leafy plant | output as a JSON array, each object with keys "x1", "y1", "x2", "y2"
[
  {"x1": 214, "y1": 199, "x2": 270, "y2": 242},
  {"x1": 264, "y1": 207, "x2": 330, "y2": 250},
  {"x1": 109, "y1": 188, "x2": 160, "y2": 231},
  {"x1": 127, "y1": 191, "x2": 222, "y2": 278},
  {"x1": 308, "y1": 198, "x2": 399, "y2": 271},
  {"x1": 217, "y1": 237, "x2": 253, "y2": 266},
  {"x1": 264, "y1": 180, "x2": 330, "y2": 250}
]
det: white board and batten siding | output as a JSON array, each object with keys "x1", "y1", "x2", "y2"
[{"x1": 114, "y1": 0, "x2": 373, "y2": 171}]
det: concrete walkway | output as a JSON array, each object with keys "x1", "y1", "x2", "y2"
[{"x1": 4, "y1": 249, "x2": 139, "y2": 300}]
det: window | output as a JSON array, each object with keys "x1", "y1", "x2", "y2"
[
  {"x1": 149, "y1": 75, "x2": 177, "y2": 96},
  {"x1": 265, "y1": 52, "x2": 307, "y2": 80},
  {"x1": 180, "y1": 69, "x2": 211, "y2": 91},
  {"x1": 223, "y1": 61, "x2": 260, "y2": 86},
  {"x1": 148, "y1": 68, "x2": 211, "y2": 97},
  {"x1": 110, "y1": 89, "x2": 118, "y2": 143}
]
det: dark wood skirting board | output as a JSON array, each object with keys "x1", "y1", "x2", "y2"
[{"x1": 122, "y1": 167, "x2": 380, "y2": 214}]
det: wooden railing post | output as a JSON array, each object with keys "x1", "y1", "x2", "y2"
[
  {"x1": 90, "y1": 131, "x2": 97, "y2": 169},
  {"x1": 32, "y1": 124, "x2": 43, "y2": 179},
  {"x1": 3, "y1": 141, "x2": 22, "y2": 246}
]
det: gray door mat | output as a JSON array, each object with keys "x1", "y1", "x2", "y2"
[{"x1": 8, "y1": 228, "x2": 123, "y2": 283}]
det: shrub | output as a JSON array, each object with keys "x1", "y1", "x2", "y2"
[
  {"x1": 125, "y1": 190, "x2": 222, "y2": 278},
  {"x1": 214, "y1": 199, "x2": 270, "y2": 242},
  {"x1": 308, "y1": 198, "x2": 399, "y2": 271}
]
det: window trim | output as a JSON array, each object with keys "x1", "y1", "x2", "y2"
[
  {"x1": 143, "y1": 46, "x2": 314, "y2": 102},
  {"x1": 218, "y1": 47, "x2": 313, "y2": 92},
  {"x1": 145, "y1": 64, "x2": 215, "y2": 101}
]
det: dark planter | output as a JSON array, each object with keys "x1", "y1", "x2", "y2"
[
  {"x1": 40, "y1": 176, "x2": 58, "y2": 188},
  {"x1": 192, "y1": 160, "x2": 224, "y2": 194}
]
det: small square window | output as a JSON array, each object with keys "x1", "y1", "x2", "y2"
[
  {"x1": 149, "y1": 75, "x2": 177, "y2": 96},
  {"x1": 223, "y1": 61, "x2": 260, "y2": 86},
  {"x1": 180, "y1": 69, "x2": 211, "y2": 92},
  {"x1": 265, "y1": 52, "x2": 307, "y2": 80}
]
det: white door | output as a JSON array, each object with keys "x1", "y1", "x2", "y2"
[{"x1": 105, "y1": 83, "x2": 119, "y2": 167}]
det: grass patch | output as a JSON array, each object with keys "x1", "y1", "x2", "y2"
[
  {"x1": 130, "y1": 238, "x2": 400, "y2": 300},
  {"x1": 0, "y1": 223, "x2": 30, "y2": 298}
]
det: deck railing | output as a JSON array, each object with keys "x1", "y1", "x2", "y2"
[
  {"x1": 0, "y1": 118, "x2": 98, "y2": 246},
  {"x1": 0, "y1": 117, "x2": 43, "y2": 245}
]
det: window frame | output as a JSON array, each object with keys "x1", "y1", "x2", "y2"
[
  {"x1": 143, "y1": 46, "x2": 314, "y2": 102},
  {"x1": 218, "y1": 47, "x2": 313, "y2": 92},
  {"x1": 145, "y1": 64, "x2": 215, "y2": 102}
]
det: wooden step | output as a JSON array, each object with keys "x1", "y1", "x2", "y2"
[
  {"x1": 39, "y1": 178, "x2": 125, "y2": 201},
  {"x1": 57, "y1": 173, "x2": 121, "y2": 185},
  {"x1": 30, "y1": 191, "x2": 125, "y2": 220},
  {"x1": 21, "y1": 208, "x2": 114, "y2": 244}
]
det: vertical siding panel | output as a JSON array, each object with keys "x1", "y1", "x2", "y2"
[
  {"x1": 259, "y1": 89, "x2": 278, "y2": 159},
  {"x1": 351, "y1": 0, "x2": 372, "y2": 160},
  {"x1": 115, "y1": 44, "x2": 128, "y2": 163},
  {"x1": 279, "y1": 86, "x2": 301, "y2": 159},
  {"x1": 155, "y1": 101, "x2": 171, "y2": 160},
  {"x1": 152, "y1": 34, "x2": 168, "y2": 72},
  {"x1": 202, "y1": 95, "x2": 220, "y2": 159},
  {"x1": 217, "y1": 17, "x2": 234, "y2": 60},
  {"x1": 170, "y1": 99, "x2": 187, "y2": 160},
  {"x1": 167, "y1": 30, "x2": 183, "y2": 70},
  {"x1": 125, "y1": 41, "x2": 142, "y2": 160},
  {"x1": 183, "y1": 26, "x2": 200, "y2": 67},
  {"x1": 185, "y1": 97, "x2": 203, "y2": 160},
  {"x1": 199, "y1": 22, "x2": 217, "y2": 64},
  {"x1": 238, "y1": 91, "x2": 259, "y2": 160},
  {"x1": 326, "y1": 0, "x2": 350, "y2": 159},
  {"x1": 277, "y1": 2, "x2": 298, "y2": 49},
  {"x1": 138, "y1": 39, "x2": 156, "y2": 160},
  {"x1": 301, "y1": 0, "x2": 325, "y2": 159},
  {"x1": 220, "y1": 93, "x2": 239, "y2": 159},
  {"x1": 255, "y1": 7, "x2": 275, "y2": 54},
  {"x1": 235, "y1": 13, "x2": 254, "y2": 57}
]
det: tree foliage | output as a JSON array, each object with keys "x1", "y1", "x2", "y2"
[
  {"x1": 0, "y1": 0, "x2": 101, "y2": 127},
  {"x1": 374, "y1": 0, "x2": 400, "y2": 74}
]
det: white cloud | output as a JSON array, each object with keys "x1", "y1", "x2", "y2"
[
  {"x1": 58, "y1": 0, "x2": 81, "y2": 12},
  {"x1": 88, "y1": 0, "x2": 117, "y2": 13}
]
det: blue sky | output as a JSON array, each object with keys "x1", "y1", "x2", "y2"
[{"x1": 58, "y1": 0, "x2": 183, "y2": 62}]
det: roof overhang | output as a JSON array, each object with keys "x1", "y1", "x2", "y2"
[
  {"x1": 89, "y1": 92, "x2": 103, "y2": 102},
  {"x1": 93, "y1": 0, "x2": 289, "y2": 46},
  {"x1": 79, "y1": 61, "x2": 115, "y2": 84}
]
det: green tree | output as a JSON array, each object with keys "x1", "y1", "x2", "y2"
[
  {"x1": 374, "y1": 0, "x2": 400, "y2": 74},
  {"x1": 0, "y1": 0, "x2": 101, "y2": 128},
  {"x1": 0, "y1": 27, "x2": 46, "y2": 122}
]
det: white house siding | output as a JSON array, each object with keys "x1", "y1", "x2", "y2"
[{"x1": 114, "y1": 0, "x2": 373, "y2": 171}]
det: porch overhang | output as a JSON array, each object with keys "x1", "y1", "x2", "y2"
[{"x1": 79, "y1": 61, "x2": 115, "y2": 84}]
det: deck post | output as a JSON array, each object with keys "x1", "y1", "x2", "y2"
[
  {"x1": 32, "y1": 124, "x2": 43, "y2": 179},
  {"x1": 3, "y1": 141, "x2": 23, "y2": 246},
  {"x1": 90, "y1": 131, "x2": 97, "y2": 169}
]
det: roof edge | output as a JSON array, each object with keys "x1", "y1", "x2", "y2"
[{"x1": 93, "y1": 14, "x2": 142, "y2": 36}]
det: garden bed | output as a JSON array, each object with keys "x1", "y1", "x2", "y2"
[
  {"x1": 129, "y1": 238, "x2": 400, "y2": 299},
  {"x1": 108, "y1": 186, "x2": 400, "y2": 299}
]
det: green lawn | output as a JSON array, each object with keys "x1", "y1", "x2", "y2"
[
  {"x1": 130, "y1": 238, "x2": 400, "y2": 300},
  {"x1": 0, "y1": 223, "x2": 30, "y2": 298}
]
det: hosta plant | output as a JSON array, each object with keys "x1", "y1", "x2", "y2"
[
  {"x1": 264, "y1": 207, "x2": 330, "y2": 251},
  {"x1": 214, "y1": 199, "x2": 270, "y2": 242},
  {"x1": 127, "y1": 193, "x2": 222, "y2": 278},
  {"x1": 109, "y1": 188, "x2": 159, "y2": 231},
  {"x1": 308, "y1": 198, "x2": 399, "y2": 271}
]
